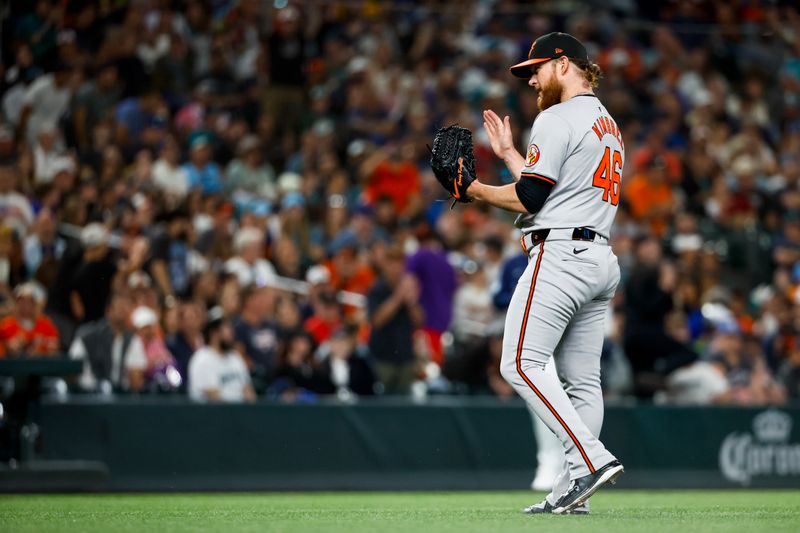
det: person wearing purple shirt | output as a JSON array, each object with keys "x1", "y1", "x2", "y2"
[{"x1": 405, "y1": 226, "x2": 456, "y2": 366}]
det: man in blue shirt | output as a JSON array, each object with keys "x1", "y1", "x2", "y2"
[{"x1": 183, "y1": 136, "x2": 223, "y2": 194}]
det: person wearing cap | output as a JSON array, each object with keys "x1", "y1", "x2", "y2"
[
  {"x1": 188, "y1": 312, "x2": 255, "y2": 403},
  {"x1": 0, "y1": 282, "x2": 59, "y2": 357},
  {"x1": 183, "y1": 135, "x2": 223, "y2": 195},
  {"x1": 224, "y1": 226, "x2": 277, "y2": 288},
  {"x1": 70, "y1": 226, "x2": 149, "y2": 329},
  {"x1": 69, "y1": 222, "x2": 114, "y2": 324},
  {"x1": 466, "y1": 32, "x2": 626, "y2": 514},
  {"x1": 224, "y1": 134, "x2": 277, "y2": 199},
  {"x1": 130, "y1": 305, "x2": 176, "y2": 392},
  {"x1": 322, "y1": 232, "x2": 376, "y2": 302}
]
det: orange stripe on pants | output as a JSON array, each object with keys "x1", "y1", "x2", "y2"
[{"x1": 515, "y1": 242, "x2": 596, "y2": 474}]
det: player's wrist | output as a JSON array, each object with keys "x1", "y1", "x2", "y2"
[{"x1": 466, "y1": 180, "x2": 482, "y2": 200}]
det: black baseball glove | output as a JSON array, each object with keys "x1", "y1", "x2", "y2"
[{"x1": 429, "y1": 125, "x2": 477, "y2": 206}]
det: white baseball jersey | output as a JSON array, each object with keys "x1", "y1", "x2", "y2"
[
  {"x1": 188, "y1": 347, "x2": 252, "y2": 402},
  {"x1": 517, "y1": 94, "x2": 624, "y2": 237}
]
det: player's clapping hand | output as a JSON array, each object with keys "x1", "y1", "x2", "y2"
[{"x1": 483, "y1": 110, "x2": 514, "y2": 159}]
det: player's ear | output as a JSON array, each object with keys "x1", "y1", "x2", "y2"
[{"x1": 560, "y1": 57, "x2": 570, "y2": 76}]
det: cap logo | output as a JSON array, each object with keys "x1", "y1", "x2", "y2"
[
  {"x1": 528, "y1": 42, "x2": 536, "y2": 58},
  {"x1": 555, "y1": 48, "x2": 563, "y2": 54}
]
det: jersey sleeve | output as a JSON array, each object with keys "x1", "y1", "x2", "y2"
[
  {"x1": 520, "y1": 112, "x2": 572, "y2": 185},
  {"x1": 188, "y1": 351, "x2": 217, "y2": 400}
]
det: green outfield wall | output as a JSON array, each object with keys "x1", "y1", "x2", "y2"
[{"x1": 34, "y1": 397, "x2": 800, "y2": 491}]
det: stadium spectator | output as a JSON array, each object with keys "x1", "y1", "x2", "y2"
[
  {"x1": 317, "y1": 325, "x2": 378, "y2": 397},
  {"x1": 233, "y1": 285, "x2": 279, "y2": 388},
  {"x1": 303, "y1": 289, "x2": 342, "y2": 346},
  {"x1": 151, "y1": 137, "x2": 190, "y2": 201},
  {"x1": 0, "y1": 282, "x2": 58, "y2": 357},
  {"x1": 70, "y1": 225, "x2": 148, "y2": 328},
  {"x1": 406, "y1": 224, "x2": 456, "y2": 367},
  {"x1": 779, "y1": 344, "x2": 800, "y2": 400},
  {"x1": 323, "y1": 233, "x2": 375, "y2": 298},
  {"x1": 225, "y1": 135, "x2": 276, "y2": 200},
  {"x1": 69, "y1": 292, "x2": 147, "y2": 392},
  {"x1": 625, "y1": 156, "x2": 674, "y2": 237},
  {"x1": 0, "y1": 161, "x2": 33, "y2": 237},
  {"x1": 272, "y1": 330, "x2": 324, "y2": 400},
  {"x1": 183, "y1": 136, "x2": 223, "y2": 195},
  {"x1": 224, "y1": 226, "x2": 276, "y2": 288},
  {"x1": 149, "y1": 207, "x2": 192, "y2": 300},
  {"x1": 16, "y1": 61, "x2": 75, "y2": 147},
  {"x1": 444, "y1": 319, "x2": 512, "y2": 398},
  {"x1": 367, "y1": 245, "x2": 423, "y2": 394},
  {"x1": 71, "y1": 62, "x2": 121, "y2": 153},
  {"x1": 708, "y1": 322, "x2": 786, "y2": 405},
  {"x1": 130, "y1": 305, "x2": 177, "y2": 392},
  {"x1": 624, "y1": 236, "x2": 697, "y2": 397},
  {"x1": 166, "y1": 301, "x2": 205, "y2": 385},
  {"x1": 113, "y1": 89, "x2": 165, "y2": 156},
  {"x1": 452, "y1": 259, "x2": 495, "y2": 344},
  {"x1": 23, "y1": 207, "x2": 66, "y2": 285},
  {"x1": 188, "y1": 312, "x2": 255, "y2": 403}
]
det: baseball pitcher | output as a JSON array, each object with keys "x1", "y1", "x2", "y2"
[{"x1": 429, "y1": 32, "x2": 624, "y2": 515}]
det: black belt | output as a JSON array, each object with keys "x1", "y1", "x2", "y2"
[{"x1": 520, "y1": 227, "x2": 603, "y2": 254}]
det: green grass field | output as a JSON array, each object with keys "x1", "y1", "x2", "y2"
[{"x1": 1, "y1": 491, "x2": 798, "y2": 533}]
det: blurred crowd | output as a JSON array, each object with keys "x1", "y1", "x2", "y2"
[{"x1": 1, "y1": 0, "x2": 800, "y2": 405}]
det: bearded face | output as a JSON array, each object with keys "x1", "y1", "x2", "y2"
[{"x1": 537, "y1": 66, "x2": 564, "y2": 111}]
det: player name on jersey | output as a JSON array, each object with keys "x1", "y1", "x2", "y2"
[{"x1": 591, "y1": 115, "x2": 624, "y2": 151}]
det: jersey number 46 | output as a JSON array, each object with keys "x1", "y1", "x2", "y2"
[{"x1": 592, "y1": 147, "x2": 621, "y2": 206}]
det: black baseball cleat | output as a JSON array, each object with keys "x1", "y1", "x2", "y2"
[
  {"x1": 551, "y1": 460, "x2": 624, "y2": 515},
  {"x1": 523, "y1": 499, "x2": 589, "y2": 515}
]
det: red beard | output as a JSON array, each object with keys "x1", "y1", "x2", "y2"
[{"x1": 537, "y1": 74, "x2": 564, "y2": 111}]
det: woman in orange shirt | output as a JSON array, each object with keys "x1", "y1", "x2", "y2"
[{"x1": 0, "y1": 282, "x2": 59, "y2": 357}]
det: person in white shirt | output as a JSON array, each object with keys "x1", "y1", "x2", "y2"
[
  {"x1": 188, "y1": 312, "x2": 255, "y2": 403},
  {"x1": 224, "y1": 226, "x2": 277, "y2": 287},
  {"x1": 17, "y1": 65, "x2": 75, "y2": 146},
  {"x1": 152, "y1": 137, "x2": 189, "y2": 199}
]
